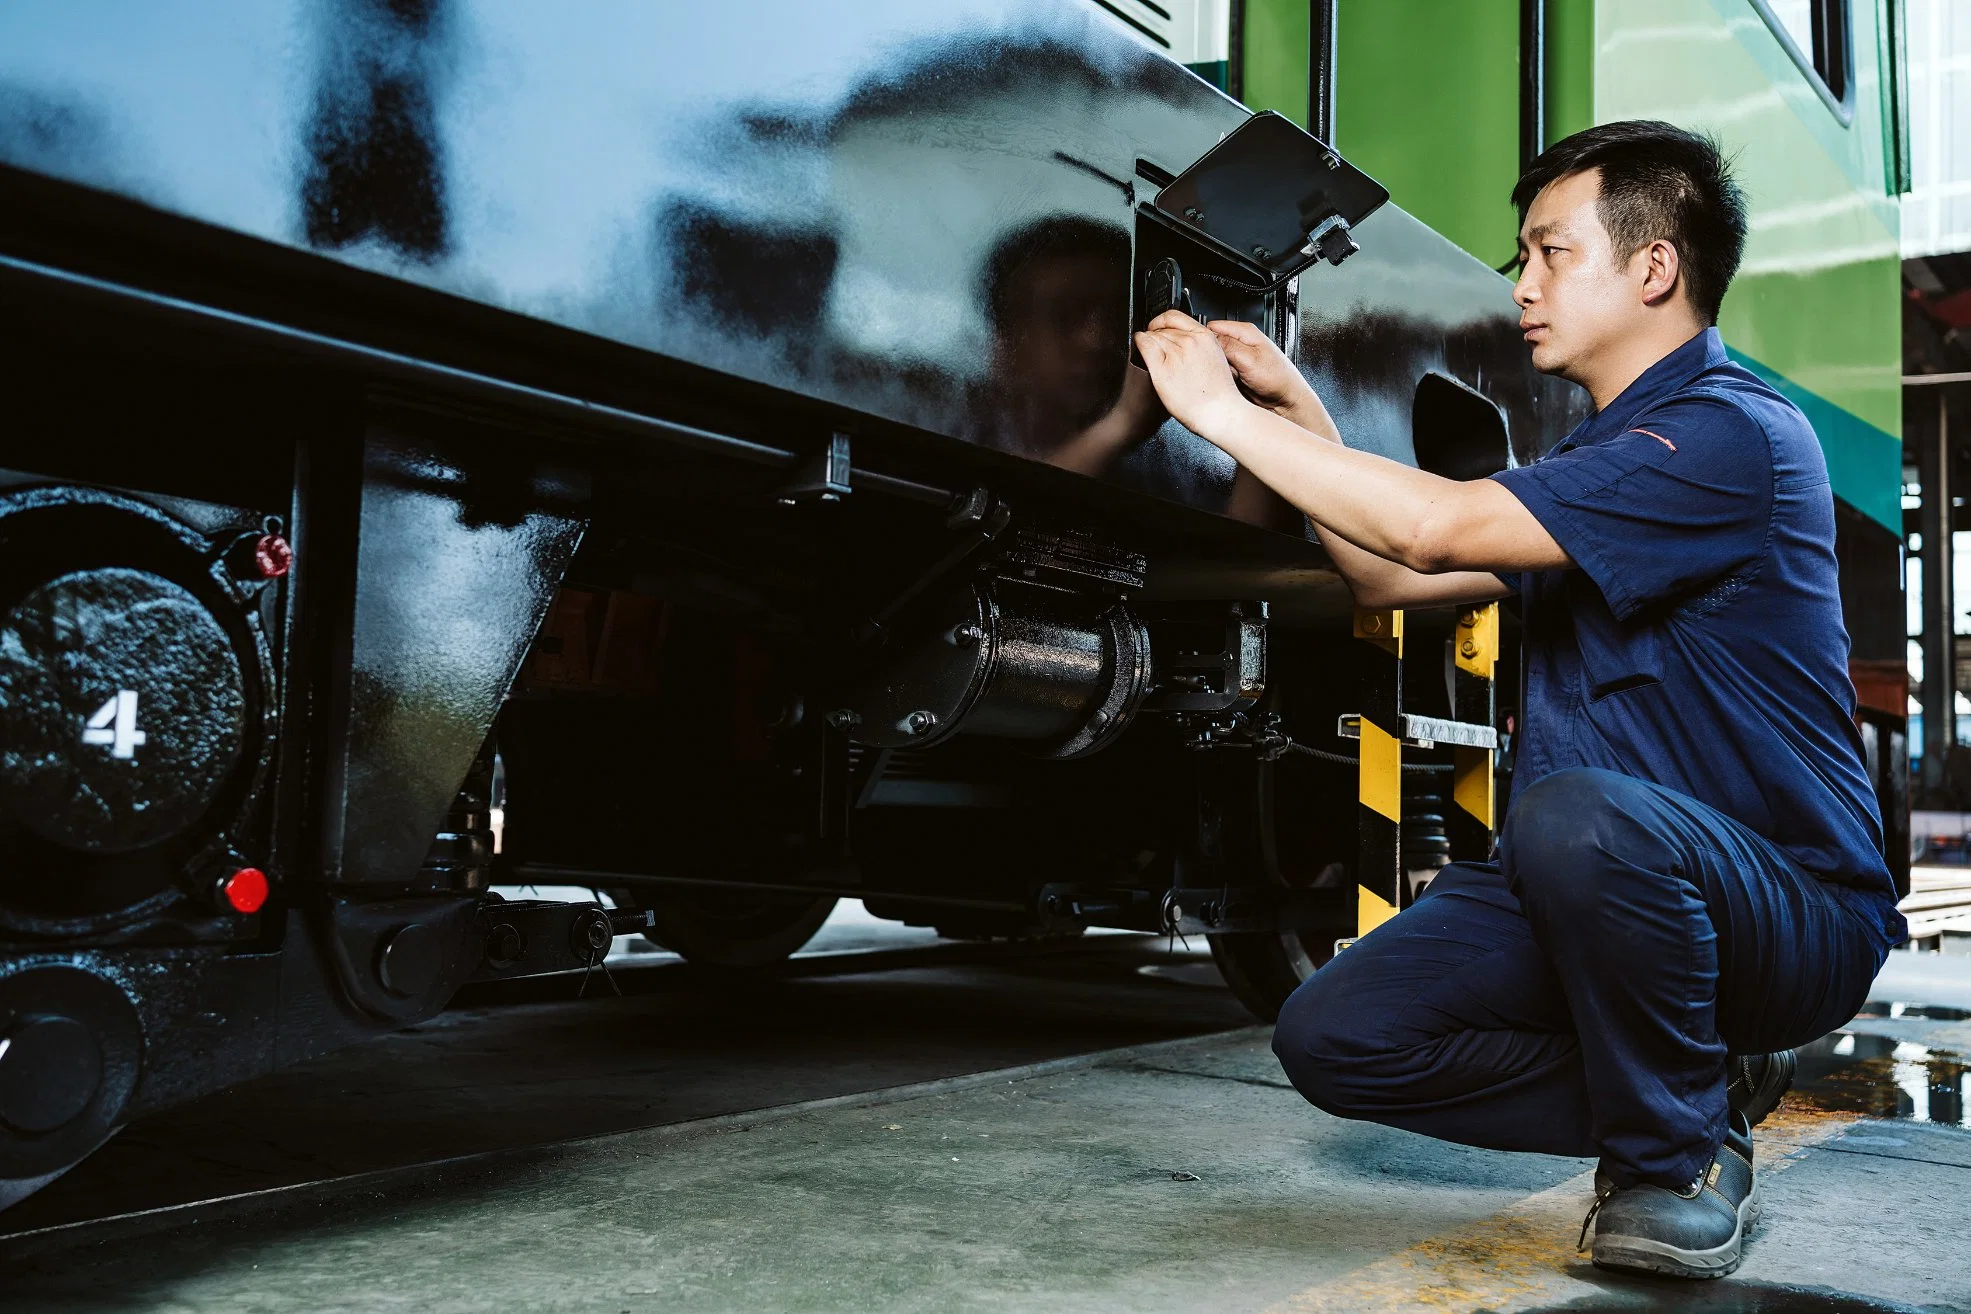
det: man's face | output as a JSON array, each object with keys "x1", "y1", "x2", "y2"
[
  {"x1": 1512, "y1": 169, "x2": 1648, "y2": 380},
  {"x1": 995, "y1": 252, "x2": 1127, "y2": 428}
]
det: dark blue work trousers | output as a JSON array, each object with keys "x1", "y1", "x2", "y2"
[{"x1": 1272, "y1": 767, "x2": 1889, "y2": 1189}]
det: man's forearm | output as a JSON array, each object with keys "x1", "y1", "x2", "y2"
[
  {"x1": 1199, "y1": 403, "x2": 1472, "y2": 570},
  {"x1": 1310, "y1": 520, "x2": 1424, "y2": 601},
  {"x1": 1130, "y1": 315, "x2": 1566, "y2": 577},
  {"x1": 1241, "y1": 393, "x2": 1509, "y2": 604},
  {"x1": 1308, "y1": 515, "x2": 1511, "y2": 608},
  {"x1": 1192, "y1": 397, "x2": 1572, "y2": 578}
]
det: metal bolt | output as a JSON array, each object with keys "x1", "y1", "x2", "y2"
[
  {"x1": 1322, "y1": 152, "x2": 1340, "y2": 170},
  {"x1": 1087, "y1": 709, "x2": 1110, "y2": 730},
  {"x1": 571, "y1": 911, "x2": 611, "y2": 958},
  {"x1": 948, "y1": 622, "x2": 985, "y2": 647},
  {"x1": 1459, "y1": 609, "x2": 1477, "y2": 627},
  {"x1": 905, "y1": 710, "x2": 938, "y2": 736},
  {"x1": 1252, "y1": 245, "x2": 1269, "y2": 259},
  {"x1": 1184, "y1": 206, "x2": 1204, "y2": 221},
  {"x1": 826, "y1": 708, "x2": 861, "y2": 730},
  {"x1": 1460, "y1": 639, "x2": 1478, "y2": 658},
  {"x1": 485, "y1": 922, "x2": 523, "y2": 969},
  {"x1": 777, "y1": 497, "x2": 797, "y2": 507}
]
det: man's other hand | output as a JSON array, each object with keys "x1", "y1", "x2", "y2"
[
  {"x1": 1208, "y1": 320, "x2": 1326, "y2": 434},
  {"x1": 1133, "y1": 310, "x2": 1250, "y2": 438}
]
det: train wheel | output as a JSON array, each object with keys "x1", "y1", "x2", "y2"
[
  {"x1": 638, "y1": 888, "x2": 837, "y2": 968},
  {"x1": 1197, "y1": 754, "x2": 1353, "y2": 1022},
  {"x1": 1208, "y1": 921, "x2": 1334, "y2": 1023}
]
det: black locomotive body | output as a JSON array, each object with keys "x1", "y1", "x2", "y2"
[{"x1": 0, "y1": 0, "x2": 1580, "y2": 1205}]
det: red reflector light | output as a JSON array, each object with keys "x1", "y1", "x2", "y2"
[
  {"x1": 253, "y1": 535, "x2": 293, "y2": 579},
  {"x1": 222, "y1": 867, "x2": 269, "y2": 914}
]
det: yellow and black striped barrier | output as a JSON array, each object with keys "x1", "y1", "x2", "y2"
[
  {"x1": 1352, "y1": 606, "x2": 1403, "y2": 938},
  {"x1": 1449, "y1": 603, "x2": 1499, "y2": 861}
]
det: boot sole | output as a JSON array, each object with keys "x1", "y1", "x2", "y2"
[{"x1": 1591, "y1": 1180, "x2": 1763, "y2": 1280}]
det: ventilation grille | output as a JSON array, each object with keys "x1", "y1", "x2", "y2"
[{"x1": 1088, "y1": 0, "x2": 1230, "y2": 67}]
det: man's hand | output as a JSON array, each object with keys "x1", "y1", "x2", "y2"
[
  {"x1": 1133, "y1": 310, "x2": 1252, "y2": 438},
  {"x1": 1208, "y1": 319, "x2": 1326, "y2": 433},
  {"x1": 1136, "y1": 307, "x2": 1565, "y2": 605}
]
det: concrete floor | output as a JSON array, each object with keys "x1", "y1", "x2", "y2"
[
  {"x1": 0, "y1": 927, "x2": 1243, "y2": 1232},
  {"x1": 1, "y1": 912, "x2": 1967, "y2": 1312},
  {"x1": 2, "y1": 1033, "x2": 1965, "y2": 1312}
]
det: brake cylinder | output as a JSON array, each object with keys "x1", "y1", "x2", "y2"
[{"x1": 835, "y1": 535, "x2": 1152, "y2": 760}]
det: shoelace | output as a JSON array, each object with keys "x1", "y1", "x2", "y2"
[
  {"x1": 1577, "y1": 1181, "x2": 1617, "y2": 1251},
  {"x1": 1725, "y1": 1055, "x2": 1753, "y2": 1107}
]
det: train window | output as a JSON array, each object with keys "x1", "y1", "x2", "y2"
[{"x1": 1752, "y1": 0, "x2": 1855, "y2": 122}]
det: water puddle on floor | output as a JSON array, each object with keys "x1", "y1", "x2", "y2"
[{"x1": 1788, "y1": 1010, "x2": 1967, "y2": 1127}]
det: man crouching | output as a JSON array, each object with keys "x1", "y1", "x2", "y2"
[{"x1": 1133, "y1": 120, "x2": 1905, "y2": 1279}]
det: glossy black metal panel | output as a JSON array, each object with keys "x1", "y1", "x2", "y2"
[
  {"x1": 1292, "y1": 205, "x2": 1582, "y2": 472},
  {"x1": 0, "y1": 0, "x2": 1580, "y2": 532},
  {"x1": 322, "y1": 434, "x2": 586, "y2": 885}
]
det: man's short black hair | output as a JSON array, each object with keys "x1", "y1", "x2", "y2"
[
  {"x1": 982, "y1": 214, "x2": 1130, "y2": 333},
  {"x1": 1511, "y1": 120, "x2": 1747, "y2": 325}
]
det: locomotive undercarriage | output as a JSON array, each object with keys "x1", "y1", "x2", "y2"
[
  {"x1": 496, "y1": 456, "x2": 1368, "y2": 979},
  {"x1": 0, "y1": 248, "x2": 1382, "y2": 1209}
]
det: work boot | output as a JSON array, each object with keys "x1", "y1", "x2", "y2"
[
  {"x1": 1726, "y1": 1049, "x2": 1797, "y2": 1128},
  {"x1": 1581, "y1": 1112, "x2": 1760, "y2": 1280}
]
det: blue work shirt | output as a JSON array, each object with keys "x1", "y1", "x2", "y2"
[{"x1": 1491, "y1": 327, "x2": 1906, "y2": 947}]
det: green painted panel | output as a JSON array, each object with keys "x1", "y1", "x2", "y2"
[
  {"x1": 1729, "y1": 349, "x2": 1903, "y2": 532},
  {"x1": 1185, "y1": 59, "x2": 1230, "y2": 91},
  {"x1": 1722, "y1": 256, "x2": 1903, "y2": 439},
  {"x1": 1545, "y1": 0, "x2": 1595, "y2": 146},
  {"x1": 1701, "y1": 0, "x2": 1896, "y2": 209},
  {"x1": 1332, "y1": 0, "x2": 1522, "y2": 265},
  {"x1": 1229, "y1": 0, "x2": 1903, "y2": 530},
  {"x1": 1598, "y1": 0, "x2": 1896, "y2": 229},
  {"x1": 1241, "y1": 0, "x2": 1309, "y2": 127},
  {"x1": 1596, "y1": 0, "x2": 1903, "y2": 522}
]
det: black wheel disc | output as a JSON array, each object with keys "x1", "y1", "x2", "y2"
[{"x1": 0, "y1": 568, "x2": 247, "y2": 857}]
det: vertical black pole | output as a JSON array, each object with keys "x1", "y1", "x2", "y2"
[
  {"x1": 1919, "y1": 388, "x2": 1954, "y2": 800},
  {"x1": 1520, "y1": 0, "x2": 1547, "y2": 169},
  {"x1": 1228, "y1": 0, "x2": 1246, "y2": 102},
  {"x1": 1309, "y1": 0, "x2": 1337, "y2": 142}
]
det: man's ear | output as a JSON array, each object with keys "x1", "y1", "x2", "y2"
[{"x1": 1638, "y1": 239, "x2": 1682, "y2": 308}]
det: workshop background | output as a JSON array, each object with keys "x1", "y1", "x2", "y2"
[{"x1": 3, "y1": 3, "x2": 1970, "y2": 1312}]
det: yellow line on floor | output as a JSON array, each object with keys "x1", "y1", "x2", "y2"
[{"x1": 1260, "y1": 1102, "x2": 1861, "y2": 1314}]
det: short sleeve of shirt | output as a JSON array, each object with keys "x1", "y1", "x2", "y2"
[{"x1": 1489, "y1": 395, "x2": 1773, "y2": 621}]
